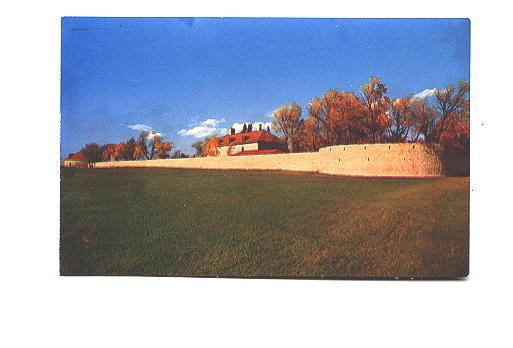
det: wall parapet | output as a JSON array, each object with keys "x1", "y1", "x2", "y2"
[{"x1": 92, "y1": 143, "x2": 445, "y2": 177}]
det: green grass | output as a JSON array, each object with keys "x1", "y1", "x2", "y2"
[{"x1": 60, "y1": 168, "x2": 469, "y2": 278}]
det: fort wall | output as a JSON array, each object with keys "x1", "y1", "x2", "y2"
[{"x1": 93, "y1": 143, "x2": 445, "y2": 177}]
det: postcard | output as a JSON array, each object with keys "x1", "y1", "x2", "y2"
[{"x1": 61, "y1": 18, "x2": 469, "y2": 278}]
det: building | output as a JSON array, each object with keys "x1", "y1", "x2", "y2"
[
  {"x1": 217, "y1": 130, "x2": 287, "y2": 156},
  {"x1": 63, "y1": 152, "x2": 88, "y2": 167}
]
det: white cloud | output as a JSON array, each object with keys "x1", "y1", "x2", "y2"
[
  {"x1": 128, "y1": 124, "x2": 153, "y2": 132},
  {"x1": 413, "y1": 88, "x2": 436, "y2": 99},
  {"x1": 178, "y1": 118, "x2": 273, "y2": 139},
  {"x1": 199, "y1": 118, "x2": 225, "y2": 127},
  {"x1": 178, "y1": 118, "x2": 227, "y2": 138},
  {"x1": 128, "y1": 124, "x2": 165, "y2": 140},
  {"x1": 178, "y1": 126, "x2": 218, "y2": 138},
  {"x1": 147, "y1": 131, "x2": 165, "y2": 140}
]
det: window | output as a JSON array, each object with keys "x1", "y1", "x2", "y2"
[
  {"x1": 229, "y1": 137, "x2": 236, "y2": 143},
  {"x1": 241, "y1": 146, "x2": 244, "y2": 152},
  {"x1": 242, "y1": 136, "x2": 249, "y2": 142}
]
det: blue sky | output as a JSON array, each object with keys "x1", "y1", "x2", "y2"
[{"x1": 61, "y1": 17, "x2": 469, "y2": 156}]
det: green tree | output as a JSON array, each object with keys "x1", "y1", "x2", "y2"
[{"x1": 81, "y1": 143, "x2": 102, "y2": 163}]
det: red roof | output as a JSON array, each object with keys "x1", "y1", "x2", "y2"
[
  {"x1": 230, "y1": 149, "x2": 286, "y2": 156},
  {"x1": 66, "y1": 152, "x2": 87, "y2": 161},
  {"x1": 218, "y1": 130, "x2": 286, "y2": 147}
]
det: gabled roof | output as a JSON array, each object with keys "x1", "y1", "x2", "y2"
[
  {"x1": 218, "y1": 130, "x2": 286, "y2": 147},
  {"x1": 66, "y1": 152, "x2": 87, "y2": 161}
]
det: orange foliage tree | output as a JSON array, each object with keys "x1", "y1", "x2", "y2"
[
  {"x1": 203, "y1": 136, "x2": 220, "y2": 157},
  {"x1": 434, "y1": 80, "x2": 470, "y2": 142},
  {"x1": 101, "y1": 144, "x2": 117, "y2": 162},
  {"x1": 409, "y1": 98, "x2": 438, "y2": 143},
  {"x1": 388, "y1": 97, "x2": 414, "y2": 143},
  {"x1": 360, "y1": 76, "x2": 391, "y2": 143},
  {"x1": 153, "y1": 141, "x2": 173, "y2": 159}
]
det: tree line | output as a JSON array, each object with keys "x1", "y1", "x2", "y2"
[
  {"x1": 78, "y1": 131, "x2": 184, "y2": 163},
  {"x1": 271, "y1": 76, "x2": 470, "y2": 159},
  {"x1": 74, "y1": 76, "x2": 469, "y2": 163}
]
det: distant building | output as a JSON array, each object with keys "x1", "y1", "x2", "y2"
[
  {"x1": 63, "y1": 152, "x2": 88, "y2": 167},
  {"x1": 217, "y1": 130, "x2": 287, "y2": 156}
]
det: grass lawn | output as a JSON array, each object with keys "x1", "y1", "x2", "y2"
[{"x1": 60, "y1": 168, "x2": 469, "y2": 278}]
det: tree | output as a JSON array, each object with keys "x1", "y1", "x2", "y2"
[
  {"x1": 101, "y1": 144, "x2": 116, "y2": 162},
  {"x1": 271, "y1": 102, "x2": 303, "y2": 152},
  {"x1": 360, "y1": 76, "x2": 391, "y2": 143},
  {"x1": 134, "y1": 131, "x2": 149, "y2": 160},
  {"x1": 247, "y1": 123, "x2": 253, "y2": 132},
  {"x1": 121, "y1": 137, "x2": 137, "y2": 160},
  {"x1": 81, "y1": 143, "x2": 102, "y2": 163},
  {"x1": 153, "y1": 141, "x2": 173, "y2": 159},
  {"x1": 242, "y1": 123, "x2": 248, "y2": 133},
  {"x1": 388, "y1": 97, "x2": 414, "y2": 143},
  {"x1": 191, "y1": 141, "x2": 205, "y2": 157},
  {"x1": 300, "y1": 113, "x2": 324, "y2": 152},
  {"x1": 148, "y1": 132, "x2": 162, "y2": 160},
  {"x1": 434, "y1": 80, "x2": 470, "y2": 142},
  {"x1": 171, "y1": 150, "x2": 188, "y2": 159},
  {"x1": 266, "y1": 126, "x2": 271, "y2": 132},
  {"x1": 203, "y1": 137, "x2": 220, "y2": 157},
  {"x1": 113, "y1": 143, "x2": 126, "y2": 161},
  {"x1": 323, "y1": 90, "x2": 367, "y2": 145},
  {"x1": 300, "y1": 91, "x2": 366, "y2": 151},
  {"x1": 410, "y1": 98, "x2": 438, "y2": 143}
]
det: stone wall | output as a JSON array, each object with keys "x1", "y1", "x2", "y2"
[
  {"x1": 318, "y1": 143, "x2": 444, "y2": 177},
  {"x1": 93, "y1": 143, "x2": 445, "y2": 177}
]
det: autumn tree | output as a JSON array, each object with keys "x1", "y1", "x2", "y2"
[
  {"x1": 325, "y1": 90, "x2": 367, "y2": 145},
  {"x1": 409, "y1": 98, "x2": 438, "y2": 142},
  {"x1": 203, "y1": 136, "x2": 220, "y2": 157},
  {"x1": 434, "y1": 80, "x2": 470, "y2": 142},
  {"x1": 300, "y1": 111, "x2": 324, "y2": 152},
  {"x1": 153, "y1": 141, "x2": 173, "y2": 159},
  {"x1": 360, "y1": 76, "x2": 391, "y2": 143},
  {"x1": 299, "y1": 91, "x2": 366, "y2": 151},
  {"x1": 120, "y1": 137, "x2": 137, "y2": 160},
  {"x1": 147, "y1": 132, "x2": 162, "y2": 160},
  {"x1": 101, "y1": 144, "x2": 116, "y2": 162},
  {"x1": 113, "y1": 143, "x2": 126, "y2": 161},
  {"x1": 388, "y1": 97, "x2": 414, "y2": 143},
  {"x1": 271, "y1": 102, "x2": 303, "y2": 152},
  {"x1": 134, "y1": 131, "x2": 149, "y2": 160},
  {"x1": 304, "y1": 97, "x2": 328, "y2": 149}
]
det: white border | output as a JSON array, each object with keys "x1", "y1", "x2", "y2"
[{"x1": 2, "y1": 1, "x2": 512, "y2": 347}]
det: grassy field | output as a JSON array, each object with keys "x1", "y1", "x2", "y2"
[{"x1": 60, "y1": 168, "x2": 469, "y2": 278}]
